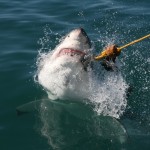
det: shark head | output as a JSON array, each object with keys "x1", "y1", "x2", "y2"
[{"x1": 51, "y1": 28, "x2": 91, "y2": 59}]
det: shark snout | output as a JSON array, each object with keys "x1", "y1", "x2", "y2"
[
  {"x1": 73, "y1": 28, "x2": 87, "y2": 36},
  {"x1": 79, "y1": 28, "x2": 87, "y2": 36},
  {"x1": 72, "y1": 28, "x2": 91, "y2": 48}
]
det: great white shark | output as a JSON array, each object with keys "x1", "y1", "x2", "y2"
[{"x1": 16, "y1": 28, "x2": 128, "y2": 145}]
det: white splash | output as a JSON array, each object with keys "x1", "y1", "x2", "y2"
[
  {"x1": 36, "y1": 50, "x2": 128, "y2": 119},
  {"x1": 88, "y1": 67, "x2": 128, "y2": 118}
]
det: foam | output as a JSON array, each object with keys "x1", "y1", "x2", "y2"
[{"x1": 89, "y1": 68, "x2": 128, "y2": 118}]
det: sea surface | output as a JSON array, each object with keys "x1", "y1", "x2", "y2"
[{"x1": 0, "y1": 0, "x2": 150, "y2": 150}]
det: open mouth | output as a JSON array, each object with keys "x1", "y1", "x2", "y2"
[{"x1": 56, "y1": 48, "x2": 86, "y2": 58}]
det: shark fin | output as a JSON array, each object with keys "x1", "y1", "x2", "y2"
[{"x1": 16, "y1": 100, "x2": 43, "y2": 116}]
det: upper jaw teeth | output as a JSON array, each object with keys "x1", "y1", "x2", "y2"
[
  {"x1": 57, "y1": 48, "x2": 86, "y2": 58},
  {"x1": 63, "y1": 52, "x2": 79, "y2": 56}
]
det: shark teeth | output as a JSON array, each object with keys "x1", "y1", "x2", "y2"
[{"x1": 57, "y1": 48, "x2": 86, "y2": 58}]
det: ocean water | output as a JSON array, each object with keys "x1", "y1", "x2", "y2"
[{"x1": 0, "y1": 0, "x2": 150, "y2": 150}]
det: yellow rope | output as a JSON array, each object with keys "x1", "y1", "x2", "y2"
[
  {"x1": 117, "y1": 34, "x2": 150, "y2": 52},
  {"x1": 94, "y1": 34, "x2": 150, "y2": 61}
]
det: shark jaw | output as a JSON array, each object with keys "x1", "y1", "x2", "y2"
[
  {"x1": 38, "y1": 28, "x2": 92, "y2": 100},
  {"x1": 51, "y1": 28, "x2": 91, "y2": 60}
]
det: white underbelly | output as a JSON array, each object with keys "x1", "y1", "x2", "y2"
[{"x1": 38, "y1": 55, "x2": 90, "y2": 100}]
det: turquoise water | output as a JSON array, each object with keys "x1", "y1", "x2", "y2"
[{"x1": 0, "y1": 0, "x2": 150, "y2": 150}]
